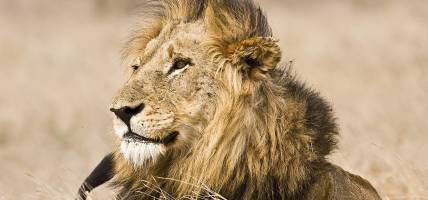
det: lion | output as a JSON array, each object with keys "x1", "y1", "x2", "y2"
[{"x1": 77, "y1": 0, "x2": 381, "y2": 199}]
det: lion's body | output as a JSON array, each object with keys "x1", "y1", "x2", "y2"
[
  {"x1": 305, "y1": 164, "x2": 380, "y2": 200},
  {"x1": 96, "y1": 0, "x2": 382, "y2": 199}
]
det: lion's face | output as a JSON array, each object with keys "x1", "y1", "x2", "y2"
[{"x1": 111, "y1": 22, "x2": 217, "y2": 165}]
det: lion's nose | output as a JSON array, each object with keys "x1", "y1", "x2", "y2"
[{"x1": 110, "y1": 103, "x2": 145, "y2": 125}]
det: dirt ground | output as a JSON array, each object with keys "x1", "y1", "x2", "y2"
[{"x1": 0, "y1": 0, "x2": 427, "y2": 199}]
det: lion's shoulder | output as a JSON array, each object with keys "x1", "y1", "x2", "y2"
[{"x1": 305, "y1": 163, "x2": 381, "y2": 200}]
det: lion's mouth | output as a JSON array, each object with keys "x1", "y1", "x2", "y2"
[{"x1": 123, "y1": 131, "x2": 179, "y2": 144}]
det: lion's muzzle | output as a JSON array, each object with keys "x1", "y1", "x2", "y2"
[{"x1": 110, "y1": 103, "x2": 178, "y2": 145}]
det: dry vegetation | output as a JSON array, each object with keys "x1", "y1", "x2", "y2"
[{"x1": 0, "y1": 0, "x2": 427, "y2": 199}]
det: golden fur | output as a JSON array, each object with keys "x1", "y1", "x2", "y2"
[{"x1": 108, "y1": 0, "x2": 381, "y2": 199}]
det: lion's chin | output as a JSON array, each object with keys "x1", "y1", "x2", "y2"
[
  {"x1": 120, "y1": 140, "x2": 166, "y2": 166},
  {"x1": 118, "y1": 131, "x2": 178, "y2": 166}
]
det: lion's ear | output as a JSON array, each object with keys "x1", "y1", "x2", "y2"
[{"x1": 228, "y1": 37, "x2": 281, "y2": 80}]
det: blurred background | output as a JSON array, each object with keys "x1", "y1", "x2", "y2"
[{"x1": 0, "y1": 0, "x2": 427, "y2": 199}]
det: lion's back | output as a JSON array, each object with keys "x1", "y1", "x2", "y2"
[{"x1": 305, "y1": 164, "x2": 381, "y2": 200}]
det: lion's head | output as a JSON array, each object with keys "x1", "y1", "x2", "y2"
[{"x1": 109, "y1": 0, "x2": 337, "y2": 199}]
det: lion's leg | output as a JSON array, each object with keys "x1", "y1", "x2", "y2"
[{"x1": 76, "y1": 153, "x2": 115, "y2": 200}]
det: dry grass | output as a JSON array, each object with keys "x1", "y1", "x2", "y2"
[{"x1": 0, "y1": 0, "x2": 427, "y2": 199}]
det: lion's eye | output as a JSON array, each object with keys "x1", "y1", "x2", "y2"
[
  {"x1": 168, "y1": 57, "x2": 192, "y2": 74},
  {"x1": 131, "y1": 64, "x2": 140, "y2": 71}
]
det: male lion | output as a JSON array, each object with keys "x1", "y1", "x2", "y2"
[{"x1": 77, "y1": 0, "x2": 381, "y2": 199}]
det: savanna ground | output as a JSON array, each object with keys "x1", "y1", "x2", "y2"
[{"x1": 0, "y1": 0, "x2": 427, "y2": 199}]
